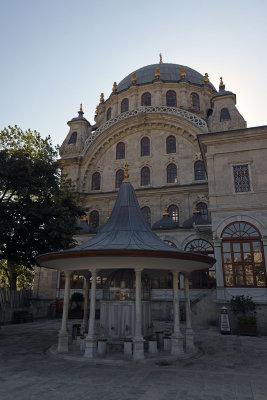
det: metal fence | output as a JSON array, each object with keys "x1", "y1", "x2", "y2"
[{"x1": 0, "y1": 289, "x2": 32, "y2": 309}]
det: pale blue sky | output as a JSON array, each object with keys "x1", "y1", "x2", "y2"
[{"x1": 1, "y1": 0, "x2": 267, "y2": 147}]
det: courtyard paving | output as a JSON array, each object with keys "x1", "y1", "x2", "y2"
[{"x1": 0, "y1": 319, "x2": 267, "y2": 400}]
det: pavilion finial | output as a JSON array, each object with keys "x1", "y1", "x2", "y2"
[
  {"x1": 180, "y1": 66, "x2": 186, "y2": 79},
  {"x1": 155, "y1": 67, "x2": 160, "y2": 79},
  {"x1": 159, "y1": 53, "x2": 163, "y2": 64},
  {"x1": 163, "y1": 205, "x2": 169, "y2": 216},
  {"x1": 204, "y1": 73, "x2": 209, "y2": 83},
  {"x1": 131, "y1": 72, "x2": 136, "y2": 84},
  {"x1": 80, "y1": 103, "x2": 83, "y2": 112},
  {"x1": 193, "y1": 201, "x2": 200, "y2": 214},
  {"x1": 123, "y1": 163, "x2": 130, "y2": 182}
]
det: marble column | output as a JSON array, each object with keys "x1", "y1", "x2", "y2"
[
  {"x1": 184, "y1": 274, "x2": 195, "y2": 352},
  {"x1": 262, "y1": 238, "x2": 267, "y2": 278},
  {"x1": 214, "y1": 239, "x2": 225, "y2": 301},
  {"x1": 133, "y1": 267, "x2": 144, "y2": 360},
  {"x1": 81, "y1": 276, "x2": 90, "y2": 334},
  {"x1": 84, "y1": 269, "x2": 97, "y2": 358},
  {"x1": 171, "y1": 270, "x2": 184, "y2": 355},
  {"x1": 58, "y1": 270, "x2": 71, "y2": 353}
]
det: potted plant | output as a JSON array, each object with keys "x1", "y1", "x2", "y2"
[{"x1": 230, "y1": 295, "x2": 257, "y2": 336}]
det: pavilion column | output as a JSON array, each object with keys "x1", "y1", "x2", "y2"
[
  {"x1": 84, "y1": 269, "x2": 97, "y2": 358},
  {"x1": 171, "y1": 270, "x2": 184, "y2": 355},
  {"x1": 58, "y1": 270, "x2": 71, "y2": 353},
  {"x1": 184, "y1": 274, "x2": 195, "y2": 352},
  {"x1": 133, "y1": 267, "x2": 144, "y2": 360},
  {"x1": 81, "y1": 276, "x2": 90, "y2": 334}
]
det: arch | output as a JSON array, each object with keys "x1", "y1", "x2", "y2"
[
  {"x1": 106, "y1": 107, "x2": 112, "y2": 121},
  {"x1": 166, "y1": 90, "x2": 177, "y2": 107},
  {"x1": 166, "y1": 135, "x2": 176, "y2": 153},
  {"x1": 121, "y1": 98, "x2": 129, "y2": 113},
  {"x1": 168, "y1": 204, "x2": 179, "y2": 223},
  {"x1": 194, "y1": 160, "x2": 206, "y2": 180},
  {"x1": 141, "y1": 136, "x2": 150, "y2": 156},
  {"x1": 91, "y1": 172, "x2": 100, "y2": 190},
  {"x1": 141, "y1": 206, "x2": 151, "y2": 226},
  {"x1": 68, "y1": 132, "x2": 77, "y2": 144},
  {"x1": 115, "y1": 169, "x2": 124, "y2": 188},
  {"x1": 220, "y1": 108, "x2": 231, "y2": 122},
  {"x1": 167, "y1": 163, "x2": 177, "y2": 183},
  {"x1": 221, "y1": 221, "x2": 266, "y2": 287},
  {"x1": 191, "y1": 92, "x2": 200, "y2": 110},
  {"x1": 184, "y1": 239, "x2": 214, "y2": 254},
  {"x1": 116, "y1": 142, "x2": 125, "y2": 159},
  {"x1": 89, "y1": 210, "x2": 99, "y2": 228},
  {"x1": 141, "y1": 166, "x2": 150, "y2": 186},
  {"x1": 164, "y1": 240, "x2": 177, "y2": 248},
  {"x1": 141, "y1": 92, "x2": 151, "y2": 106}
]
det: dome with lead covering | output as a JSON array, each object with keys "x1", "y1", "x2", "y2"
[{"x1": 116, "y1": 63, "x2": 216, "y2": 94}]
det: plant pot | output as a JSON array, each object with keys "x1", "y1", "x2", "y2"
[{"x1": 238, "y1": 322, "x2": 258, "y2": 336}]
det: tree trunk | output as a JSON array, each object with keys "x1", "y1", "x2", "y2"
[{"x1": 7, "y1": 260, "x2": 18, "y2": 290}]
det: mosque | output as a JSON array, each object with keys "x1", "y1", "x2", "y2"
[{"x1": 34, "y1": 55, "x2": 267, "y2": 357}]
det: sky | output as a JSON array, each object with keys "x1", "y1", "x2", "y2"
[{"x1": 1, "y1": 0, "x2": 267, "y2": 148}]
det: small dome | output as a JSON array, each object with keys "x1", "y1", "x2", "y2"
[
  {"x1": 212, "y1": 81, "x2": 235, "y2": 100},
  {"x1": 152, "y1": 214, "x2": 179, "y2": 230},
  {"x1": 116, "y1": 63, "x2": 216, "y2": 94}
]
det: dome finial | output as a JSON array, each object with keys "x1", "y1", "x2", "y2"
[
  {"x1": 100, "y1": 93, "x2": 104, "y2": 103},
  {"x1": 193, "y1": 201, "x2": 200, "y2": 214},
  {"x1": 159, "y1": 53, "x2": 163, "y2": 64},
  {"x1": 112, "y1": 82, "x2": 117, "y2": 92},
  {"x1": 155, "y1": 67, "x2": 160, "y2": 79},
  {"x1": 123, "y1": 163, "x2": 130, "y2": 183},
  {"x1": 204, "y1": 73, "x2": 209, "y2": 83},
  {"x1": 219, "y1": 77, "x2": 225, "y2": 91},
  {"x1": 95, "y1": 105, "x2": 99, "y2": 116},
  {"x1": 131, "y1": 72, "x2": 137, "y2": 84},
  {"x1": 78, "y1": 103, "x2": 84, "y2": 116},
  {"x1": 80, "y1": 103, "x2": 83, "y2": 112},
  {"x1": 180, "y1": 66, "x2": 186, "y2": 79},
  {"x1": 163, "y1": 205, "x2": 169, "y2": 216}
]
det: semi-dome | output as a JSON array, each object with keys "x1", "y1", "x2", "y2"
[{"x1": 116, "y1": 63, "x2": 216, "y2": 94}]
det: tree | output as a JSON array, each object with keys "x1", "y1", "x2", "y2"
[{"x1": 0, "y1": 126, "x2": 85, "y2": 290}]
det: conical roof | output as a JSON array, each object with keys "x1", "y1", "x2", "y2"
[{"x1": 70, "y1": 181, "x2": 179, "y2": 252}]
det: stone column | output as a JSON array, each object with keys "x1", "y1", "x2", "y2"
[
  {"x1": 262, "y1": 238, "x2": 267, "y2": 277},
  {"x1": 184, "y1": 274, "x2": 195, "y2": 352},
  {"x1": 81, "y1": 276, "x2": 90, "y2": 334},
  {"x1": 214, "y1": 239, "x2": 225, "y2": 301},
  {"x1": 58, "y1": 270, "x2": 71, "y2": 353},
  {"x1": 171, "y1": 270, "x2": 184, "y2": 355},
  {"x1": 133, "y1": 267, "x2": 144, "y2": 360},
  {"x1": 84, "y1": 269, "x2": 97, "y2": 358}
]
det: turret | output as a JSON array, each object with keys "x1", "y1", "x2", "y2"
[
  {"x1": 208, "y1": 78, "x2": 246, "y2": 132},
  {"x1": 59, "y1": 104, "x2": 91, "y2": 158}
]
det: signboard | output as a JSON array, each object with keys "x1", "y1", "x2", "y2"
[{"x1": 220, "y1": 306, "x2": 231, "y2": 334}]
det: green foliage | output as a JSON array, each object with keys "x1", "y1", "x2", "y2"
[
  {"x1": 71, "y1": 292, "x2": 84, "y2": 302},
  {"x1": 238, "y1": 315, "x2": 257, "y2": 325},
  {"x1": 0, "y1": 126, "x2": 85, "y2": 289},
  {"x1": 230, "y1": 295, "x2": 256, "y2": 315}
]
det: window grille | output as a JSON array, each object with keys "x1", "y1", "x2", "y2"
[
  {"x1": 167, "y1": 163, "x2": 177, "y2": 183},
  {"x1": 116, "y1": 142, "x2": 125, "y2": 160},
  {"x1": 141, "y1": 167, "x2": 150, "y2": 186},
  {"x1": 91, "y1": 172, "x2": 100, "y2": 190},
  {"x1": 141, "y1": 137, "x2": 150, "y2": 156},
  {"x1": 166, "y1": 135, "x2": 176, "y2": 154},
  {"x1": 141, "y1": 92, "x2": 151, "y2": 106},
  {"x1": 166, "y1": 90, "x2": 177, "y2": 107},
  {"x1": 233, "y1": 165, "x2": 250, "y2": 192}
]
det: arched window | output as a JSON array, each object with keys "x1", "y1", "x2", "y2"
[
  {"x1": 166, "y1": 135, "x2": 176, "y2": 153},
  {"x1": 141, "y1": 92, "x2": 151, "y2": 106},
  {"x1": 191, "y1": 93, "x2": 200, "y2": 110},
  {"x1": 141, "y1": 206, "x2": 151, "y2": 226},
  {"x1": 106, "y1": 107, "x2": 112, "y2": 121},
  {"x1": 194, "y1": 160, "x2": 206, "y2": 180},
  {"x1": 166, "y1": 90, "x2": 177, "y2": 107},
  {"x1": 185, "y1": 239, "x2": 215, "y2": 289},
  {"x1": 121, "y1": 98, "x2": 129, "y2": 113},
  {"x1": 115, "y1": 169, "x2": 124, "y2": 188},
  {"x1": 197, "y1": 202, "x2": 208, "y2": 222},
  {"x1": 168, "y1": 204, "x2": 179, "y2": 223},
  {"x1": 220, "y1": 108, "x2": 231, "y2": 122},
  {"x1": 167, "y1": 163, "x2": 177, "y2": 183},
  {"x1": 116, "y1": 142, "x2": 125, "y2": 160},
  {"x1": 68, "y1": 132, "x2": 77, "y2": 144},
  {"x1": 141, "y1": 167, "x2": 150, "y2": 186},
  {"x1": 91, "y1": 172, "x2": 100, "y2": 190},
  {"x1": 89, "y1": 210, "x2": 99, "y2": 228},
  {"x1": 221, "y1": 222, "x2": 266, "y2": 288},
  {"x1": 141, "y1": 137, "x2": 150, "y2": 156}
]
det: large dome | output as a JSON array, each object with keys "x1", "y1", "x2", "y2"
[{"x1": 116, "y1": 63, "x2": 216, "y2": 93}]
